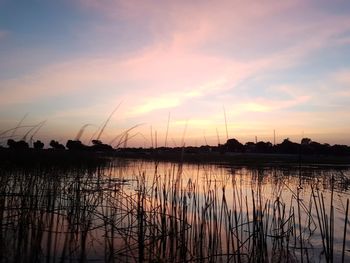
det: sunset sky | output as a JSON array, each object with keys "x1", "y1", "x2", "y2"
[{"x1": 1, "y1": 0, "x2": 350, "y2": 147}]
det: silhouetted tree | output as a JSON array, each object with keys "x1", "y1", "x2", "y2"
[
  {"x1": 199, "y1": 145, "x2": 212, "y2": 152},
  {"x1": 91, "y1": 143, "x2": 113, "y2": 152},
  {"x1": 33, "y1": 140, "x2": 44, "y2": 150},
  {"x1": 245, "y1": 142, "x2": 256, "y2": 153},
  {"x1": 49, "y1": 140, "x2": 65, "y2": 150},
  {"x1": 301, "y1": 138, "x2": 312, "y2": 145},
  {"x1": 276, "y1": 138, "x2": 299, "y2": 154},
  {"x1": 185, "y1": 146, "x2": 199, "y2": 154},
  {"x1": 7, "y1": 139, "x2": 29, "y2": 150},
  {"x1": 331, "y1": 144, "x2": 350, "y2": 156},
  {"x1": 66, "y1": 140, "x2": 88, "y2": 151},
  {"x1": 89, "y1": 139, "x2": 113, "y2": 152},
  {"x1": 256, "y1": 141, "x2": 273, "y2": 153},
  {"x1": 7, "y1": 139, "x2": 15, "y2": 148},
  {"x1": 92, "y1": 139, "x2": 102, "y2": 145},
  {"x1": 309, "y1": 141, "x2": 330, "y2": 155},
  {"x1": 225, "y1": 138, "x2": 243, "y2": 152}
]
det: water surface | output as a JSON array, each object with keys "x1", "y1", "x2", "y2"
[{"x1": 1, "y1": 158, "x2": 350, "y2": 262}]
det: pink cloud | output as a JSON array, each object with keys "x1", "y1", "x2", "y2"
[
  {"x1": 1, "y1": 4, "x2": 347, "y2": 113},
  {"x1": 2, "y1": 1, "x2": 350, "y2": 145},
  {"x1": 0, "y1": 14, "x2": 345, "y2": 114},
  {"x1": 75, "y1": 0, "x2": 304, "y2": 53},
  {"x1": 0, "y1": 58, "x2": 116, "y2": 105},
  {"x1": 74, "y1": 0, "x2": 350, "y2": 78}
]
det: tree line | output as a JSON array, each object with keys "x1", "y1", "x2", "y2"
[{"x1": 2, "y1": 137, "x2": 350, "y2": 156}]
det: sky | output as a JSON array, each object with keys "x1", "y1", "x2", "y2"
[{"x1": 1, "y1": 0, "x2": 350, "y2": 147}]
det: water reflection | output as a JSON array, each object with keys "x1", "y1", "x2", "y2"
[{"x1": 0, "y1": 159, "x2": 349, "y2": 262}]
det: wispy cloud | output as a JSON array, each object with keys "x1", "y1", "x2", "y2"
[
  {"x1": 2, "y1": 0, "x2": 349, "y2": 107},
  {"x1": 127, "y1": 78, "x2": 228, "y2": 117},
  {"x1": 1, "y1": 0, "x2": 350, "y2": 144},
  {"x1": 130, "y1": 96, "x2": 181, "y2": 116}
]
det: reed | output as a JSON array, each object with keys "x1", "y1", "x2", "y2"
[{"x1": 0, "y1": 159, "x2": 349, "y2": 262}]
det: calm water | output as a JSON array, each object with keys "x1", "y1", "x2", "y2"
[{"x1": 0, "y1": 158, "x2": 350, "y2": 262}]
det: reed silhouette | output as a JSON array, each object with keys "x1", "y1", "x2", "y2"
[
  {"x1": 0, "y1": 160, "x2": 349, "y2": 262},
  {"x1": 1, "y1": 112, "x2": 350, "y2": 167}
]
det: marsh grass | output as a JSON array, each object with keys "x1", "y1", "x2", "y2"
[{"x1": 0, "y1": 160, "x2": 349, "y2": 262}]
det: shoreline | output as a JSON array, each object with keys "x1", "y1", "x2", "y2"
[
  {"x1": 1, "y1": 148, "x2": 349, "y2": 168},
  {"x1": 114, "y1": 151, "x2": 350, "y2": 168}
]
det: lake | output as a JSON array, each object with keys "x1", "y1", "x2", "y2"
[{"x1": 0, "y1": 158, "x2": 350, "y2": 262}]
